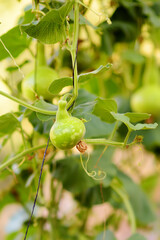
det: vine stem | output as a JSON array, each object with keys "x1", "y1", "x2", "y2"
[
  {"x1": 84, "y1": 138, "x2": 124, "y2": 147},
  {"x1": 123, "y1": 129, "x2": 132, "y2": 147},
  {"x1": 0, "y1": 137, "x2": 137, "y2": 172},
  {"x1": 111, "y1": 183, "x2": 136, "y2": 234},
  {"x1": 67, "y1": 0, "x2": 79, "y2": 109},
  {"x1": 0, "y1": 143, "x2": 52, "y2": 171},
  {"x1": 0, "y1": 90, "x2": 56, "y2": 115}
]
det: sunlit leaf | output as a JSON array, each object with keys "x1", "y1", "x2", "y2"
[
  {"x1": 48, "y1": 77, "x2": 73, "y2": 95},
  {"x1": 0, "y1": 26, "x2": 31, "y2": 61},
  {"x1": 21, "y1": 1, "x2": 74, "y2": 44}
]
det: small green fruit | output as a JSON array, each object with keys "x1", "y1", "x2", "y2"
[
  {"x1": 22, "y1": 66, "x2": 58, "y2": 101},
  {"x1": 50, "y1": 100, "x2": 86, "y2": 150},
  {"x1": 131, "y1": 85, "x2": 160, "y2": 117}
]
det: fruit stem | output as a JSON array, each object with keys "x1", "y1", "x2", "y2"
[
  {"x1": 56, "y1": 100, "x2": 70, "y2": 121},
  {"x1": 0, "y1": 90, "x2": 56, "y2": 115},
  {"x1": 37, "y1": 42, "x2": 46, "y2": 67},
  {"x1": 67, "y1": 0, "x2": 79, "y2": 109}
]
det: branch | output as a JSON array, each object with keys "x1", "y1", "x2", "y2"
[{"x1": 0, "y1": 90, "x2": 56, "y2": 115}]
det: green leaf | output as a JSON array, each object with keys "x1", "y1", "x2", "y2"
[
  {"x1": 18, "y1": 8, "x2": 35, "y2": 25},
  {"x1": 21, "y1": 1, "x2": 74, "y2": 44},
  {"x1": 78, "y1": 64, "x2": 112, "y2": 83},
  {"x1": 96, "y1": 230, "x2": 117, "y2": 240},
  {"x1": 0, "y1": 26, "x2": 31, "y2": 61},
  {"x1": 48, "y1": 64, "x2": 112, "y2": 95},
  {"x1": 124, "y1": 112, "x2": 151, "y2": 123},
  {"x1": 72, "y1": 101, "x2": 96, "y2": 120},
  {"x1": 0, "y1": 113, "x2": 20, "y2": 137},
  {"x1": 54, "y1": 147, "x2": 115, "y2": 195},
  {"x1": 48, "y1": 77, "x2": 73, "y2": 95},
  {"x1": 141, "y1": 174, "x2": 159, "y2": 196},
  {"x1": 85, "y1": 114, "x2": 115, "y2": 138},
  {"x1": 93, "y1": 98, "x2": 118, "y2": 123},
  {"x1": 28, "y1": 112, "x2": 53, "y2": 134},
  {"x1": 76, "y1": 185, "x2": 111, "y2": 208},
  {"x1": 53, "y1": 156, "x2": 95, "y2": 194},
  {"x1": 111, "y1": 112, "x2": 158, "y2": 131},
  {"x1": 117, "y1": 170, "x2": 156, "y2": 224},
  {"x1": 34, "y1": 100, "x2": 57, "y2": 121},
  {"x1": 128, "y1": 233, "x2": 146, "y2": 240}
]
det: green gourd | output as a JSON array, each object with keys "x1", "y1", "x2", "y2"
[
  {"x1": 21, "y1": 42, "x2": 58, "y2": 101},
  {"x1": 22, "y1": 66, "x2": 58, "y2": 101},
  {"x1": 50, "y1": 100, "x2": 86, "y2": 149},
  {"x1": 131, "y1": 85, "x2": 160, "y2": 117}
]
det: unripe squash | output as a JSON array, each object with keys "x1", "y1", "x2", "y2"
[
  {"x1": 50, "y1": 100, "x2": 86, "y2": 149},
  {"x1": 22, "y1": 66, "x2": 58, "y2": 101},
  {"x1": 131, "y1": 85, "x2": 160, "y2": 117}
]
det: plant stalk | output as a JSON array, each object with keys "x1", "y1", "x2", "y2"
[
  {"x1": 67, "y1": 0, "x2": 79, "y2": 109},
  {"x1": 0, "y1": 90, "x2": 56, "y2": 115},
  {"x1": 0, "y1": 143, "x2": 52, "y2": 171},
  {"x1": 84, "y1": 138, "x2": 124, "y2": 147},
  {"x1": 123, "y1": 129, "x2": 132, "y2": 147}
]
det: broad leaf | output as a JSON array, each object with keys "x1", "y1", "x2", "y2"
[
  {"x1": 18, "y1": 8, "x2": 35, "y2": 25},
  {"x1": 34, "y1": 100, "x2": 57, "y2": 121},
  {"x1": 0, "y1": 113, "x2": 20, "y2": 137},
  {"x1": 93, "y1": 98, "x2": 118, "y2": 123},
  {"x1": 128, "y1": 233, "x2": 146, "y2": 240},
  {"x1": 73, "y1": 90, "x2": 115, "y2": 138},
  {"x1": 48, "y1": 77, "x2": 73, "y2": 95},
  {"x1": 0, "y1": 26, "x2": 31, "y2": 61},
  {"x1": 84, "y1": 114, "x2": 115, "y2": 138},
  {"x1": 72, "y1": 101, "x2": 96, "y2": 120},
  {"x1": 96, "y1": 230, "x2": 117, "y2": 240},
  {"x1": 28, "y1": 112, "x2": 53, "y2": 134},
  {"x1": 21, "y1": 1, "x2": 74, "y2": 44},
  {"x1": 76, "y1": 185, "x2": 111, "y2": 208},
  {"x1": 111, "y1": 112, "x2": 158, "y2": 131},
  {"x1": 53, "y1": 156, "x2": 96, "y2": 194}
]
